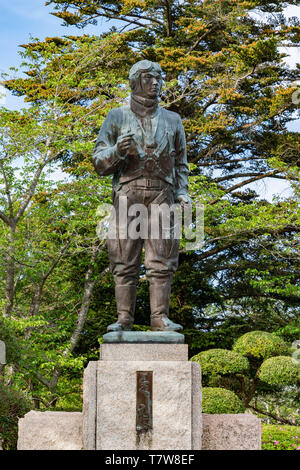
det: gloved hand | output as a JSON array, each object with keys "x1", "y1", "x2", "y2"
[{"x1": 176, "y1": 194, "x2": 192, "y2": 206}]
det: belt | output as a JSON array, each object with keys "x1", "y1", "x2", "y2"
[{"x1": 125, "y1": 178, "x2": 170, "y2": 189}]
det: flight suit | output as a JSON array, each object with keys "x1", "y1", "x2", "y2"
[{"x1": 93, "y1": 104, "x2": 189, "y2": 330}]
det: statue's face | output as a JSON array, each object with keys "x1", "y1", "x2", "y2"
[{"x1": 140, "y1": 71, "x2": 162, "y2": 98}]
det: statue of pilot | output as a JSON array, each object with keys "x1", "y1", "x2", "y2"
[{"x1": 93, "y1": 60, "x2": 191, "y2": 332}]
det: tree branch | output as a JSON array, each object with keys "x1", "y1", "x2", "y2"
[
  {"x1": 28, "y1": 242, "x2": 71, "y2": 317},
  {"x1": 249, "y1": 405, "x2": 296, "y2": 426},
  {"x1": 0, "y1": 212, "x2": 12, "y2": 227},
  {"x1": 64, "y1": 242, "x2": 105, "y2": 356},
  {"x1": 0, "y1": 159, "x2": 13, "y2": 218},
  {"x1": 213, "y1": 171, "x2": 288, "y2": 183},
  {"x1": 210, "y1": 170, "x2": 281, "y2": 204}
]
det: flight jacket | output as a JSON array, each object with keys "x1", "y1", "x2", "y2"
[{"x1": 92, "y1": 105, "x2": 189, "y2": 199}]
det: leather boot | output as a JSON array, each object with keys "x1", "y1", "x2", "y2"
[
  {"x1": 107, "y1": 285, "x2": 136, "y2": 332},
  {"x1": 149, "y1": 279, "x2": 183, "y2": 332}
]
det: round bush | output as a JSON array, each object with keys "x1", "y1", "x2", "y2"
[
  {"x1": 202, "y1": 387, "x2": 245, "y2": 414},
  {"x1": 190, "y1": 349, "x2": 249, "y2": 376},
  {"x1": 233, "y1": 331, "x2": 288, "y2": 359},
  {"x1": 0, "y1": 383, "x2": 32, "y2": 450},
  {"x1": 258, "y1": 356, "x2": 300, "y2": 386}
]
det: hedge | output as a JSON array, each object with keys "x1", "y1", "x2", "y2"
[
  {"x1": 233, "y1": 331, "x2": 289, "y2": 359},
  {"x1": 190, "y1": 348, "x2": 249, "y2": 376},
  {"x1": 202, "y1": 387, "x2": 245, "y2": 414},
  {"x1": 258, "y1": 356, "x2": 300, "y2": 386}
]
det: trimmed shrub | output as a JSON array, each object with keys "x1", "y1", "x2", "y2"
[
  {"x1": 190, "y1": 348, "x2": 249, "y2": 376},
  {"x1": 258, "y1": 356, "x2": 300, "y2": 386},
  {"x1": 0, "y1": 383, "x2": 32, "y2": 450},
  {"x1": 262, "y1": 424, "x2": 300, "y2": 450},
  {"x1": 233, "y1": 331, "x2": 288, "y2": 359},
  {"x1": 202, "y1": 387, "x2": 245, "y2": 414}
]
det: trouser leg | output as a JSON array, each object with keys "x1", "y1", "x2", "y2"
[
  {"x1": 145, "y1": 197, "x2": 183, "y2": 332},
  {"x1": 106, "y1": 190, "x2": 143, "y2": 331}
]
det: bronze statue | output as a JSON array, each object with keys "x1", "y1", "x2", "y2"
[{"x1": 93, "y1": 60, "x2": 191, "y2": 332}]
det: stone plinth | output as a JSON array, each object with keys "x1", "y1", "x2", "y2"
[
  {"x1": 202, "y1": 413, "x2": 261, "y2": 450},
  {"x1": 17, "y1": 411, "x2": 83, "y2": 450},
  {"x1": 100, "y1": 343, "x2": 188, "y2": 361},
  {"x1": 17, "y1": 332, "x2": 262, "y2": 451},
  {"x1": 83, "y1": 337, "x2": 201, "y2": 450},
  {"x1": 100, "y1": 332, "x2": 188, "y2": 362},
  {"x1": 102, "y1": 331, "x2": 184, "y2": 344}
]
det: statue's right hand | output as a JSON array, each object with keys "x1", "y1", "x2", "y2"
[{"x1": 117, "y1": 132, "x2": 135, "y2": 156}]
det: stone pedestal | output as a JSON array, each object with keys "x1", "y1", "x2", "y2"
[
  {"x1": 17, "y1": 332, "x2": 262, "y2": 450},
  {"x1": 83, "y1": 332, "x2": 202, "y2": 450}
]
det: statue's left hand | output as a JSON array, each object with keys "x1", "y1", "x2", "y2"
[
  {"x1": 117, "y1": 132, "x2": 136, "y2": 156},
  {"x1": 176, "y1": 194, "x2": 192, "y2": 206}
]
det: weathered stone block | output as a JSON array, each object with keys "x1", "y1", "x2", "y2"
[
  {"x1": 95, "y1": 361, "x2": 201, "y2": 450},
  {"x1": 202, "y1": 413, "x2": 261, "y2": 450},
  {"x1": 100, "y1": 343, "x2": 188, "y2": 361},
  {"x1": 17, "y1": 411, "x2": 83, "y2": 450},
  {"x1": 17, "y1": 410, "x2": 262, "y2": 450}
]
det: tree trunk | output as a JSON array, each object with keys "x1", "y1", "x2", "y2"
[{"x1": 3, "y1": 225, "x2": 16, "y2": 317}]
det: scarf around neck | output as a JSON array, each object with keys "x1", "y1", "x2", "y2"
[{"x1": 130, "y1": 94, "x2": 159, "y2": 119}]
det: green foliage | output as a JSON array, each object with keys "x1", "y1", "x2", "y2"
[
  {"x1": 0, "y1": 383, "x2": 32, "y2": 450},
  {"x1": 262, "y1": 425, "x2": 300, "y2": 450},
  {"x1": 202, "y1": 387, "x2": 245, "y2": 414},
  {"x1": 258, "y1": 356, "x2": 300, "y2": 386},
  {"x1": 191, "y1": 331, "x2": 299, "y2": 425},
  {"x1": 275, "y1": 323, "x2": 300, "y2": 343},
  {"x1": 190, "y1": 348, "x2": 249, "y2": 376},
  {"x1": 0, "y1": 0, "x2": 299, "y2": 412},
  {"x1": 233, "y1": 331, "x2": 289, "y2": 359}
]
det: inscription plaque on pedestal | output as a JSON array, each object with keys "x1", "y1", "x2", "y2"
[
  {"x1": 136, "y1": 371, "x2": 153, "y2": 433},
  {"x1": 136, "y1": 371, "x2": 153, "y2": 448}
]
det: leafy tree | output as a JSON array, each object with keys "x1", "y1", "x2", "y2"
[
  {"x1": 0, "y1": 45, "x2": 118, "y2": 406},
  {"x1": 233, "y1": 330, "x2": 289, "y2": 358},
  {"x1": 0, "y1": 0, "x2": 299, "y2": 408},
  {"x1": 191, "y1": 331, "x2": 300, "y2": 424},
  {"x1": 40, "y1": 0, "x2": 300, "y2": 326}
]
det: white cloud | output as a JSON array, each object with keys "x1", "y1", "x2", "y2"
[{"x1": 284, "y1": 5, "x2": 300, "y2": 17}]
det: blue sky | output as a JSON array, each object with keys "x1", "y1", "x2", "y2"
[
  {"x1": 0, "y1": 0, "x2": 104, "y2": 108},
  {"x1": 0, "y1": 0, "x2": 299, "y2": 199}
]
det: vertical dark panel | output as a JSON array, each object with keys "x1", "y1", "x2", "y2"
[{"x1": 136, "y1": 371, "x2": 153, "y2": 432}]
